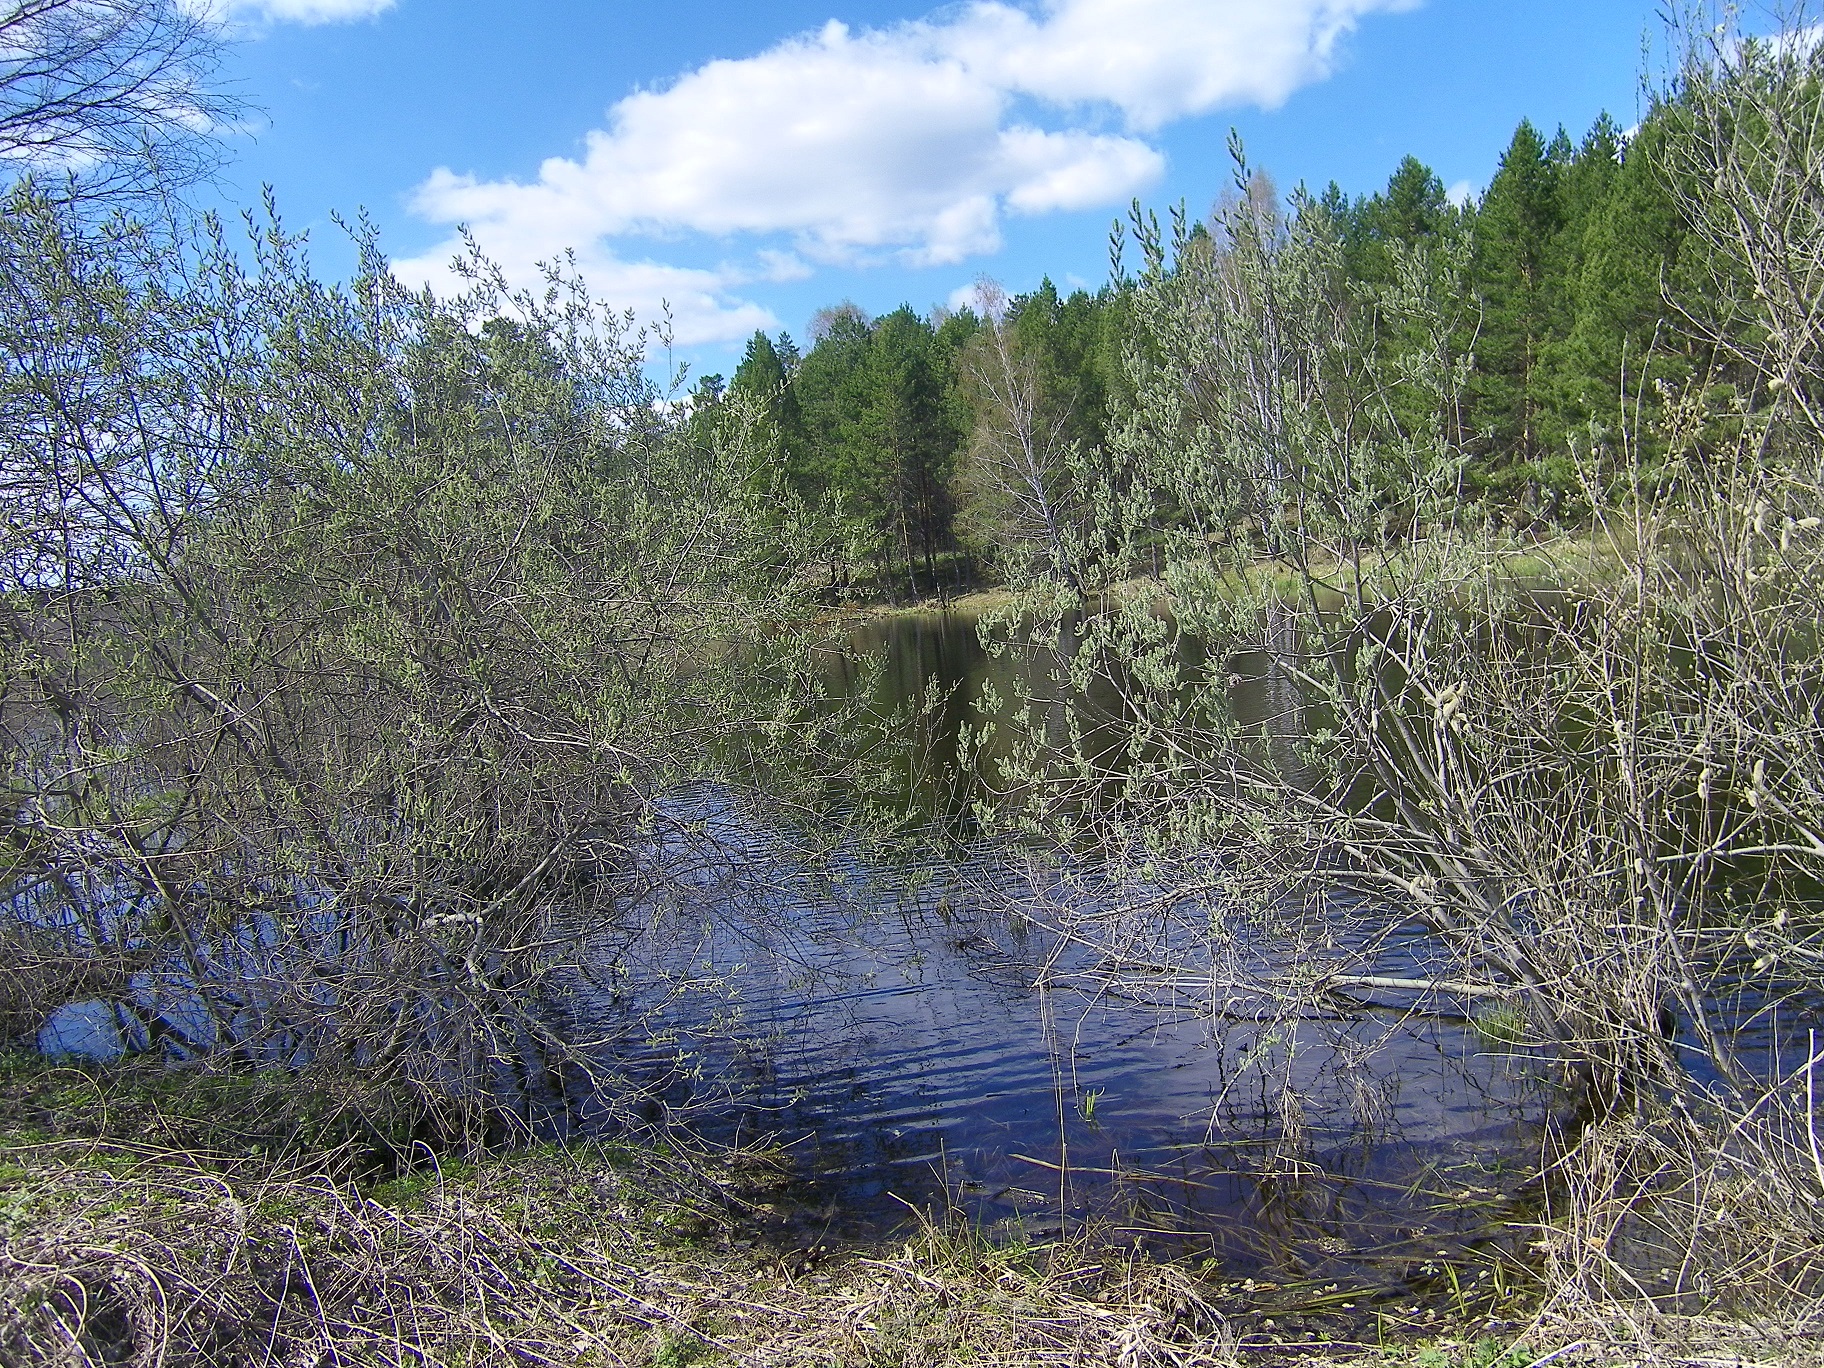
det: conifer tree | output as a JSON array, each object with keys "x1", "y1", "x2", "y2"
[
  {"x1": 780, "y1": 303, "x2": 968, "y2": 594},
  {"x1": 730, "y1": 329, "x2": 809, "y2": 486},
  {"x1": 1354, "y1": 155, "x2": 1456, "y2": 286},
  {"x1": 851, "y1": 306, "x2": 963, "y2": 592},
  {"x1": 1469, "y1": 120, "x2": 1566, "y2": 482},
  {"x1": 1007, "y1": 278, "x2": 1117, "y2": 456},
  {"x1": 792, "y1": 302, "x2": 872, "y2": 504},
  {"x1": 1553, "y1": 110, "x2": 1693, "y2": 462}
]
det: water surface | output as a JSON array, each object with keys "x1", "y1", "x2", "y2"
[{"x1": 572, "y1": 612, "x2": 1556, "y2": 1282}]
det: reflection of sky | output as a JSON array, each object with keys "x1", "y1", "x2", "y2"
[
  {"x1": 39, "y1": 999, "x2": 144, "y2": 1059},
  {"x1": 582, "y1": 610, "x2": 1824, "y2": 1274},
  {"x1": 579, "y1": 787, "x2": 1551, "y2": 1275},
  {"x1": 32, "y1": 606, "x2": 1824, "y2": 1278}
]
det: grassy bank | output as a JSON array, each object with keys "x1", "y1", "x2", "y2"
[
  {"x1": 4, "y1": 1055, "x2": 1819, "y2": 1367},
  {"x1": 840, "y1": 526, "x2": 1626, "y2": 627}
]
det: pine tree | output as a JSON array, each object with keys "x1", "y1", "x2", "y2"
[
  {"x1": 1468, "y1": 119, "x2": 1566, "y2": 482},
  {"x1": 1318, "y1": 180, "x2": 1365, "y2": 279},
  {"x1": 1533, "y1": 113, "x2": 1635, "y2": 459},
  {"x1": 730, "y1": 330, "x2": 809, "y2": 488},
  {"x1": 850, "y1": 306, "x2": 963, "y2": 593},
  {"x1": 1554, "y1": 109, "x2": 1693, "y2": 460},
  {"x1": 1326, "y1": 158, "x2": 1467, "y2": 462},
  {"x1": 1007, "y1": 278, "x2": 1116, "y2": 456},
  {"x1": 782, "y1": 303, "x2": 968, "y2": 594},
  {"x1": 731, "y1": 330, "x2": 787, "y2": 409},
  {"x1": 793, "y1": 302, "x2": 873, "y2": 504},
  {"x1": 1361, "y1": 157, "x2": 1454, "y2": 274}
]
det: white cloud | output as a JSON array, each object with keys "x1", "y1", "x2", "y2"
[
  {"x1": 1445, "y1": 179, "x2": 1474, "y2": 208},
  {"x1": 939, "y1": 0, "x2": 1419, "y2": 131},
  {"x1": 407, "y1": 0, "x2": 1417, "y2": 331},
  {"x1": 1718, "y1": 20, "x2": 1824, "y2": 65},
  {"x1": 997, "y1": 126, "x2": 1163, "y2": 214},
  {"x1": 755, "y1": 249, "x2": 814, "y2": 283},
  {"x1": 409, "y1": 19, "x2": 1163, "y2": 270},
  {"x1": 388, "y1": 237, "x2": 779, "y2": 349},
  {"x1": 207, "y1": 0, "x2": 394, "y2": 22}
]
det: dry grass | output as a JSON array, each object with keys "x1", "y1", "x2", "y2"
[
  {"x1": 5, "y1": 1054, "x2": 1824, "y2": 1367},
  {"x1": 0, "y1": 1131, "x2": 1282, "y2": 1367},
  {"x1": 0, "y1": 1054, "x2": 1405, "y2": 1367},
  {"x1": 842, "y1": 525, "x2": 1624, "y2": 633},
  {"x1": 1525, "y1": 1104, "x2": 1824, "y2": 1360}
]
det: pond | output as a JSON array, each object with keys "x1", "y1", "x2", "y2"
[
  {"x1": 35, "y1": 606, "x2": 1815, "y2": 1293},
  {"x1": 564, "y1": 611, "x2": 1559, "y2": 1288}
]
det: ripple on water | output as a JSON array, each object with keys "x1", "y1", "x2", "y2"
[{"x1": 572, "y1": 793, "x2": 1556, "y2": 1278}]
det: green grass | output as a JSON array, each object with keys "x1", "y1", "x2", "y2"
[
  {"x1": 649, "y1": 1329, "x2": 716, "y2": 1368},
  {"x1": 1471, "y1": 1003, "x2": 1529, "y2": 1048},
  {"x1": 1411, "y1": 1337, "x2": 1535, "y2": 1368}
]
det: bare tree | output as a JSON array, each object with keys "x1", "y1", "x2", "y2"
[
  {"x1": 0, "y1": 199, "x2": 845, "y2": 1144},
  {"x1": 0, "y1": 1, "x2": 238, "y2": 206},
  {"x1": 952, "y1": 280, "x2": 1089, "y2": 591},
  {"x1": 1661, "y1": 1, "x2": 1824, "y2": 454}
]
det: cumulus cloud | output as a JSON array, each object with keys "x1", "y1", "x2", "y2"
[
  {"x1": 200, "y1": 0, "x2": 395, "y2": 23},
  {"x1": 387, "y1": 237, "x2": 779, "y2": 350},
  {"x1": 755, "y1": 249, "x2": 815, "y2": 283},
  {"x1": 409, "y1": 19, "x2": 1164, "y2": 271},
  {"x1": 940, "y1": 0, "x2": 1418, "y2": 130},
  {"x1": 407, "y1": 0, "x2": 1417, "y2": 338}
]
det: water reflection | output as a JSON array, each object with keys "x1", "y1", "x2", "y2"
[
  {"x1": 38, "y1": 607, "x2": 1816, "y2": 1285},
  {"x1": 822, "y1": 606, "x2": 1319, "y2": 835},
  {"x1": 572, "y1": 610, "x2": 1559, "y2": 1279},
  {"x1": 573, "y1": 789, "x2": 1548, "y2": 1278}
]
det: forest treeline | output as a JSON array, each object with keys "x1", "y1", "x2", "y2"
[{"x1": 704, "y1": 96, "x2": 1707, "y2": 598}]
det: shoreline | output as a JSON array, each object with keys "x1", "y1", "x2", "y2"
[
  {"x1": 822, "y1": 526, "x2": 1614, "y2": 628},
  {"x1": 5, "y1": 1052, "x2": 1817, "y2": 1367}
]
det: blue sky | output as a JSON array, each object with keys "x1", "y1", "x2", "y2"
[{"x1": 207, "y1": 0, "x2": 1666, "y2": 375}]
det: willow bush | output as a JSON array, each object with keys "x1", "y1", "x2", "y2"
[
  {"x1": 973, "y1": 3, "x2": 1824, "y2": 1313},
  {"x1": 0, "y1": 194, "x2": 846, "y2": 1138}
]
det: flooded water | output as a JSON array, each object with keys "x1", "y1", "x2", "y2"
[
  {"x1": 565, "y1": 612, "x2": 1558, "y2": 1283},
  {"x1": 36, "y1": 607, "x2": 1817, "y2": 1286}
]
